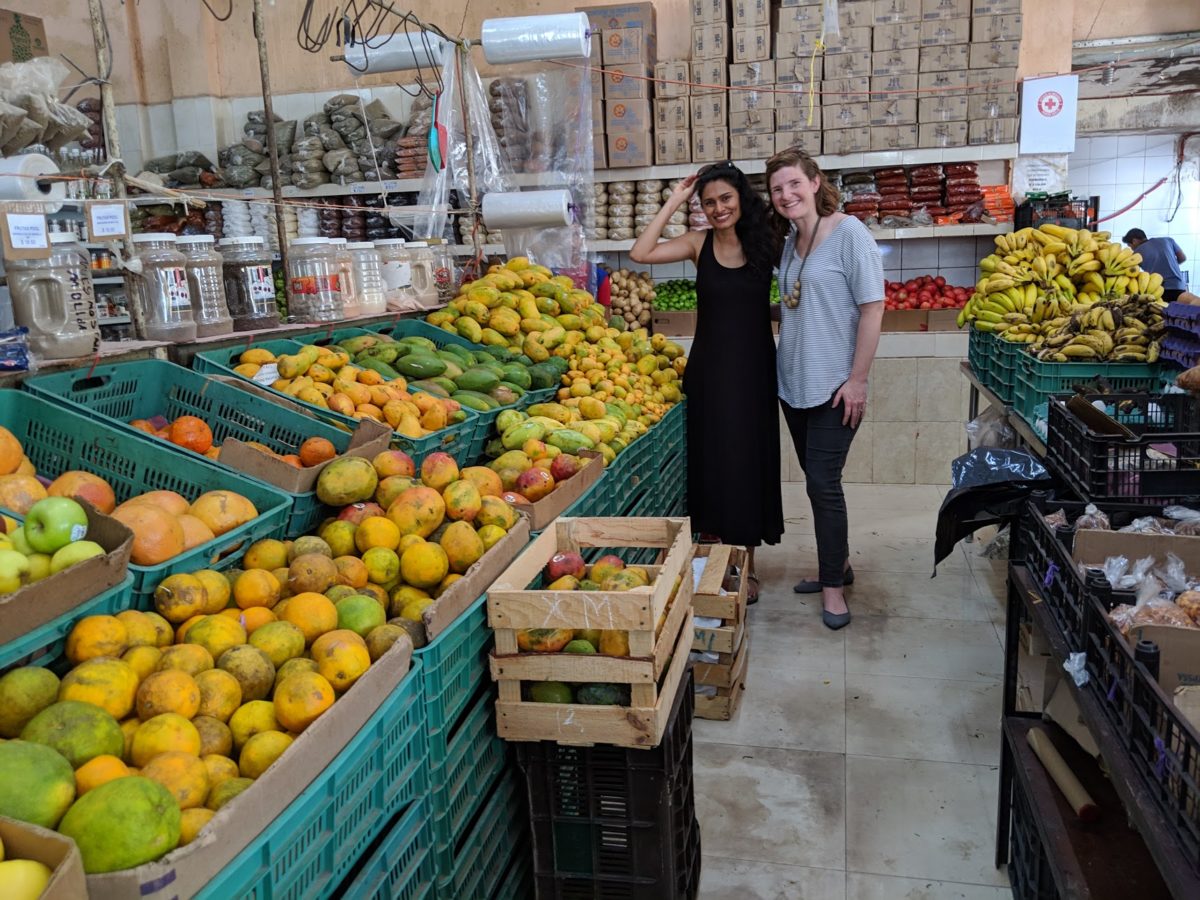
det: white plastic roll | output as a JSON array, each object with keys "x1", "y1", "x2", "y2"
[
  {"x1": 482, "y1": 190, "x2": 572, "y2": 229},
  {"x1": 481, "y1": 13, "x2": 591, "y2": 64},
  {"x1": 343, "y1": 31, "x2": 449, "y2": 74},
  {"x1": 0, "y1": 154, "x2": 65, "y2": 212}
]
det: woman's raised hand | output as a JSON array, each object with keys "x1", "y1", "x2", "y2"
[{"x1": 668, "y1": 175, "x2": 698, "y2": 208}]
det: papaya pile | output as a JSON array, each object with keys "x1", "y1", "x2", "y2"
[{"x1": 230, "y1": 343, "x2": 467, "y2": 440}]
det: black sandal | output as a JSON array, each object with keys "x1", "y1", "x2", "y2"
[
  {"x1": 793, "y1": 566, "x2": 855, "y2": 594},
  {"x1": 745, "y1": 574, "x2": 760, "y2": 605}
]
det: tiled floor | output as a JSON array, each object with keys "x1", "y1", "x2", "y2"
[{"x1": 695, "y1": 482, "x2": 1010, "y2": 900}]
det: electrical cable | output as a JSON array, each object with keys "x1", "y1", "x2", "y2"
[{"x1": 200, "y1": 0, "x2": 233, "y2": 23}]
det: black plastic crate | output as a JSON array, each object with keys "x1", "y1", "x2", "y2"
[
  {"x1": 1046, "y1": 393, "x2": 1200, "y2": 504},
  {"x1": 1008, "y1": 766, "x2": 1062, "y2": 900}
]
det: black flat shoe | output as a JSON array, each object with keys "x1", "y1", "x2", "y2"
[
  {"x1": 793, "y1": 566, "x2": 855, "y2": 594},
  {"x1": 822, "y1": 609, "x2": 852, "y2": 630}
]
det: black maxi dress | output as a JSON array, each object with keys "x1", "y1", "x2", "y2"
[{"x1": 682, "y1": 231, "x2": 784, "y2": 547}]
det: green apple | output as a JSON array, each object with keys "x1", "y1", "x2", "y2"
[
  {"x1": 25, "y1": 553, "x2": 51, "y2": 583},
  {"x1": 24, "y1": 497, "x2": 89, "y2": 554},
  {"x1": 8, "y1": 527, "x2": 32, "y2": 556},
  {"x1": 49, "y1": 540, "x2": 106, "y2": 574},
  {"x1": 0, "y1": 549, "x2": 30, "y2": 593}
]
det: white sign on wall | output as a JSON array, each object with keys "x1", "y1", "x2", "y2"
[{"x1": 1020, "y1": 74, "x2": 1079, "y2": 155}]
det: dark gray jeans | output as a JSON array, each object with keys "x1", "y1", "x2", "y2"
[{"x1": 781, "y1": 396, "x2": 859, "y2": 587}]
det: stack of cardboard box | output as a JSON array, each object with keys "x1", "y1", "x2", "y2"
[
  {"x1": 579, "y1": 3, "x2": 658, "y2": 167},
  {"x1": 967, "y1": 0, "x2": 1021, "y2": 145},
  {"x1": 689, "y1": 0, "x2": 731, "y2": 162}
]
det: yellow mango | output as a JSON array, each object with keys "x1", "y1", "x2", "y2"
[
  {"x1": 421, "y1": 404, "x2": 448, "y2": 431},
  {"x1": 397, "y1": 414, "x2": 424, "y2": 438}
]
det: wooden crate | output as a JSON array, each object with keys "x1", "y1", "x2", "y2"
[
  {"x1": 695, "y1": 633, "x2": 748, "y2": 721},
  {"x1": 488, "y1": 517, "x2": 695, "y2": 748},
  {"x1": 692, "y1": 545, "x2": 748, "y2": 658}
]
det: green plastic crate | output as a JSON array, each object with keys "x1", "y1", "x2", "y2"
[
  {"x1": 992, "y1": 338, "x2": 1023, "y2": 405},
  {"x1": 23, "y1": 360, "x2": 361, "y2": 536},
  {"x1": 0, "y1": 391, "x2": 291, "y2": 597},
  {"x1": 1012, "y1": 355, "x2": 1163, "y2": 427},
  {"x1": 967, "y1": 329, "x2": 996, "y2": 392},
  {"x1": 197, "y1": 659, "x2": 427, "y2": 900},
  {"x1": 436, "y1": 771, "x2": 527, "y2": 900},
  {"x1": 655, "y1": 399, "x2": 686, "y2": 464},
  {"x1": 491, "y1": 845, "x2": 533, "y2": 900},
  {"x1": 413, "y1": 593, "x2": 494, "y2": 746},
  {"x1": 0, "y1": 575, "x2": 135, "y2": 673},
  {"x1": 329, "y1": 797, "x2": 437, "y2": 900}
]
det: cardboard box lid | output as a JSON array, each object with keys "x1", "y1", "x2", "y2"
[
  {"x1": 0, "y1": 817, "x2": 87, "y2": 900},
  {"x1": 505, "y1": 451, "x2": 605, "y2": 532}
]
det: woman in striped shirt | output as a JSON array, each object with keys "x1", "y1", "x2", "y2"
[{"x1": 766, "y1": 147, "x2": 885, "y2": 630}]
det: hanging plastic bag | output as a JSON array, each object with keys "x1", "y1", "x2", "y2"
[{"x1": 965, "y1": 406, "x2": 1015, "y2": 450}]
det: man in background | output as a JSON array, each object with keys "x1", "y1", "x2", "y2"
[{"x1": 1124, "y1": 228, "x2": 1198, "y2": 304}]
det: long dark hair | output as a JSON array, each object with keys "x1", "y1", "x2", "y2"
[
  {"x1": 695, "y1": 162, "x2": 778, "y2": 276},
  {"x1": 765, "y1": 147, "x2": 840, "y2": 244}
]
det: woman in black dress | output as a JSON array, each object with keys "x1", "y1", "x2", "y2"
[{"x1": 630, "y1": 162, "x2": 783, "y2": 600}]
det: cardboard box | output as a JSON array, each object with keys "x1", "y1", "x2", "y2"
[
  {"x1": 972, "y1": 0, "x2": 1021, "y2": 13},
  {"x1": 655, "y1": 97, "x2": 691, "y2": 130},
  {"x1": 691, "y1": 92, "x2": 729, "y2": 127},
  {"x1": 691, "y1": 0, "x2": 730, "y2": 24},
  {"x1": 0, "y1": 818, "x2": 86, "y2": 899},
  {"x1": 651, "y1": 310, "x2": 698, "y2": 337},
  {"x1": 505, "y1": 452, "x2": 605, "y2": 531},
  {"x1": 775, "y1": 106, "x2": 817, "y2": 131},
  {"x1": 874, "y1": 21, "x2": 922, "y2": 51},
  {"x1": 734, "y1": 0, "x2": 771, "y2": 26},
  {"x1": 919, "y1": 68, "x2": 969, "y2": 90},
  {"x1": 822, "y1": 101, "x2": 872, "y2": 130},
  {"x1": 1044, "y1": 677, "x2": 1100, "y2": 758},
  {"x1": 692, "y1": 58, "x2": 728, "y2": 89},
  {"x1": 920, "y1": 43, "x2": 970, "y2": 72},
  {"x1": 1016, "y1": 649, "x2": 1058, "y2": 714},
  {"x1": 871, "y1": 97, "x2": 917, "y2": 125},
  {"x1": 873, "y1": 0, "x2": 922, "y2": 23},
  {"x1": 778, "y1": 82, "x2": 823, "y2": 107},
  {"x1": 873, "y1": 47, "x2": 920, "y2": 75},
  {"x1": 822, "y1": 51, "x2": 873, "y2": 78},
  {"x1": 825, "y1": 26, "x2": 873, "y2": 55},
  {"x1": 730, "y1": 107, "x2": 775, "y2": 134},
  {"x1": 919, "y1": 120, "x2": 969, "y2": 148},
  {"x1": 732, "y1": 25, "x2": 771, "y2": 62},
  {"x1": 977, "y1": 66, "x2": 1019, "y2": 88},
  {"x1": 973, "y1": 13, "x2": 1024, "y2": 42},
  {"x1": 692, "y1": 23, "x2": 729, "y2": 59},
  {"x1": 823, "y1": 128, "x2": 871, "y2": 155},
  {"x1": 729, "y1": 60, "x2": 775, "y2": 86},
  {"x1": 969, "y1": 91, "x2": 1019, "y2": 118},
  {"x1": 592, "y1": 95, "x2": 605, "y2": 128},
  {"x1": 824, "y1": 76, "x2": 871, "y2": 102},
  {"x1": 969, "y1": 116, "x2": 1018, "y2": 144},
  {"x1": 593, "y1": 139, "x2": 607, "y2": 168},
  {"x1": 774, "y1": 4, "x2": 824, "y2": 31},
  {"x1": 579, "y1": 2, "x2": 655, "y2": 31},
  {"x1": 0, "y1": 12, "x2": 46, "y2": 64},
  {"x1": 0, "y1": 502, "x2": 132, "y2": 646},
  {"x1": 918, "y1": 93, "x2": 968, "y2": 121},
  {"x1": 608, "y1": 130, "x2": 654, "y2": 167},
  {"x1": 922, "y1": 0, "x2": 971, "y2": 19},
  {"x1": 729, "y1": 87, "x2": 774, "y2": 112},
  {"x1": 870, "y1": 72, "x2": 918, "y2": 98},
  {"x1": 839, "y1": 1, "x2": 876, "y2": 28},
  {"x1": 606, "y1": 98, "x2": 651, "y2": 131},
  {"x1": 774, "y1": 129, "x2": 822, "y2": 156},
  {"x1": 580, "y1": 3, "x2": 658, "y2": 65},
  {"x1": 779, "y1": 0, "x2": 818, "y2": 5},
  {"x1": 604, "y1": 64, "x2": 654, "y2": 100},
  {"x1": 603, "y1": 27, "x2": 657, "y2": 65},
  {"x1": 774, "y1": 29, "x2": 821, "y2": 59},
  {"x1": 589, "y1": 33, "x2": 604, "y2": 95},
  {"x1": 927, "y1": 308, "x2": 964, "y2": 331},
  {"x1": 882, "y1": 309, "x2": 928, "y2": 331},
  {"x1": 920, "y1": 16, "x2": 970, "y2": 45},
  {"x1": 655, "y1": 130, "x2": 692, "y2": 164},
  {"x1": 969, "y1": 40, "x2": 1019, "y2": 68},
  {"x1": 655, "y1": 59, "x2": 691, "y2": 97},
  {"x1": 1175, "y1": 686, "x2": 1200, "y2": 732},
  {"x1": 871, "y1": 124, "x2": 920, "y2": 150},
  {"x1": 693, "y1": 127, "x2": 730, "y2": 162}
]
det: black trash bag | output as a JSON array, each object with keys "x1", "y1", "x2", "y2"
[{"x1": 952, "y1": 448, "x2": 1048, "y2": 489}]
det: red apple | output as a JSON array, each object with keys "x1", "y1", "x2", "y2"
[
  {"x1": 550, "y1": 454, "x2": 580, "y2": 482},
  {"x1": 338, "y1": 501, "x2": 385, "y2": 525},
  {"x1": 515, "y1": 468, "x2": 555, "y2": 502},
  {"x1": 545, "y1": 551, "x2": 586, "y2": 582}
]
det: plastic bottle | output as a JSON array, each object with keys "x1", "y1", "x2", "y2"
[
  {"x1": 347, "y1": 243, "x2": 387, "y2": 315},
  {"x1": 375, "y1": 239, "x2": 416, "y2": 308},
  {"x1": 286, "y1": 237, "x2": 344, "y2": 323},
  {"x1": 176, "y1": 235, "x2": 234, "y2": 338},
  {"x1": 218, "y1": 236, "x2": 280, "y2": 331},
  {"x1": 126, "y1": 233, "x2": 197, "y2": 342},
  {"x1": 327, "y1": 238, "x2": 360, "y2": 319},
  {"x1": 405, "y1": 241, "x2": 440, "y2": 308},
  {"x1": 429, "y1": 241, "x2": 457, "y2": 304},
  {"x1": 6, "y1": 233, "x2": 100, "y2": 359}
]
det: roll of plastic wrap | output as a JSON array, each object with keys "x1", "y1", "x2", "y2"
[
  {"x1": 343, "y1": 32, "x2": 449, "y2": 74},
  {"x1": 481, "y1": 190, "x2": 572, "y2": 229},
  {"x1": 481, "y1": 13, "x2": 591, "y2": 64},
  {"x1": 0, "y1": 154, "x2": 65, "y2": 211}
]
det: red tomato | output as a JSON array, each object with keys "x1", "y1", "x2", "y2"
[
  {"x1": 934, "y1": 276, "x2": 946, "y2": 288},
  {"x1": 904, "y1": 279, "x2": 917, "y2": 291},
  {"x1": 920, "y1": 301, "x2": 931, "y2": 309},
  {"x1": 897, "y1": 290, "x2": 908, "y2": 301}
]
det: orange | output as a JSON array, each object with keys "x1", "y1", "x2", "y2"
[
  {"x1": 228, "y1": 700, "x2": 279, "y2": 750},
  {"x1": 154, "y1": 573, "x2": 210, "y2": 624},
  {"x1": 239, "y1": 730, "x2": 294, "y2": 779},
  {"x1": 333, "y1": 555, "x2": 369, "y2": 589},
  {"x1": 111, "y1": 503, "x2": 186, "y2": 566},
  {"x1": 273, "y1": 671, "x2": 335, "y2": 732},
  {"x1": 361, "y1": 547, "x2": 400, "y2": 585},
  {"x1": 141, "y1": 750, "x2": 210, "y2": 809},
  {"x1": 194, "y1": 669, "x2": 242, "y2": 722},
  {"x1": 311, "y1": 630, "x2": 371, "y2": 692},
  {"x1": 400, "y1": 542, "x2": 449, "y2": 590},
  {"x1": 169, "y1": 416, "x2": 214, "y2": 454},
  {"x1": 135, "y1": 669, "x2": 201, "y2": 720},
  {"x1": 277, "y1": 592, "x2": 338, "y2": 645},
  {"x1": 248, "y1": 620, "x2": 306, "y2": 669},
  {"x1": 177, "y1": 514, "x2": 216, "y2": 550},
  {"x1": 274, "y1": 657, "x2": 319, "y2": 692},
  {"x1": 59, "y1": 657, "x2": 140, "y2": 719},
  {"x1": 280, "y1": 455, "x2": 303, "y2": 469},
  {"x1": 233, "y1": 606, "x2": 277, "y2": 634},
  {"x1": 156, "y1": 644, "x2": 215, "y2": 677},
  {"x1": 233, "y1": 569, "x2": 281, "y2": 610},
  {"x1": 66, "y1": 615, "x2": 128, "y2": 664},
  {"x1": 74, "y1": 754, "x2": 130, "y2": 795},
  {"x1": 298, "y1": 437, "x2": 337, "y2": 467},
  {"x1": 125, "y1": 490, "x2": 191, "y2": 517},
  {"x1": 179, "y1": 807, "x2": 215, "y2": 846},
  {"x1": 142, "y1": 611, "x2": 175, "y2": 648},
  {"x1": 202, "y1": 754, "x2": 240, "y2": 791},
  {"x1": 354, "y1": 516, "x2": 401, "y2": 553},
  {"x1": 0, "y1": 424, "x2": 23, "y2": 474},
  {"x1": 118, "y1": 718, "x2": 140, "y2": 762},
  {"x1": 131, "y1": 713, "x2": 202, "y2": 767},
  {"x1": 115, "y1": 610, "x2": 159, "y2": 649},
  {"x1": 130, "y1": 419, "x2": 157, "y2": 435},
  {"x1": 175, "y1": 614, "x2": 205, "y2": 644},
  {"x1": 185, "y1": 615, "x2": 247, "y2": 661},
  {"x1": 0, "y1": 473, "x2": 47, "y2": 514},
  {"x1": 287, "y1": 553, "x2": 339, "y2": 595},
  {"x1": 207, "y1": 776, "x2": 253, "y2": 811},
  {"x1": 121, "y1": 645, "x2": 163, "y2": 682},
  {"x1": 48, "y1": 470, "x2": 116, "y2": 514},
  {"x1": 243, "y1": 538, "x2": 288, "y2": 572},
  {"x1": 189, "y1": 490, "x2": 258, "y2": 537},
  {"x1": 192, "y1": 715, "x2": 234, "y2": 757},
  {"x1": 192, "y1": 569, "x2": 232, "y2": 614}
]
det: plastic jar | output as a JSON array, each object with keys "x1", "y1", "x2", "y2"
[
  {"x1": 7, "y1": 233, "x2": 100, "y2": 359},
  {"x1": 405, "y1": 241, "x2": 440, "y2": 308},
  {"x1": 176, "y1": 235, "x2": 234, "y2": 338},
  {"x1": 126, "y1": 233, "x2": 197, "y2": 342},
  {"x1": 429, "y1": 241, "x2": 457, "y2": 304},
  {"x1": 375, "y1": 239, "x2": 416, "y2": 308},
  {"x1": 347, "y1": 242, "x2": 387, "y2": 315},
  {"x1": 286, "y1": 237, "x2": 343, "y2": 323},
  {"x1": 327, "y1": 237, "x2": 360, "y2": 318},
  {"x1": 218, "y1": 236, "x2": 280, "y2": 331}
]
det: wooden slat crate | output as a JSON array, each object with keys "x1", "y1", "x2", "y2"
[
  {"x1": 691, "y1": 545, "x2": 750, "y2": 721},
  {"x1": 695, "y1": 634, "x2": 748, "y2": 721},
  {"x1": 487, "y1": 517, "x2": 695, "y2": 749}
]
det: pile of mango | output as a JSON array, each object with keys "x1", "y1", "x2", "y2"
[{"x1": 232, "y1": 343, "x2": 467, "y2": 439}]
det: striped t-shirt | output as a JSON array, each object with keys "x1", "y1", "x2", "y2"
[{"x1": 776, "y1": 217, "x2": 884, "y2": 409}]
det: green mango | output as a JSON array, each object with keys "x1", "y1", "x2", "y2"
[{"x1": 496, "y1": 408, "x2": 528, "y2": 433}]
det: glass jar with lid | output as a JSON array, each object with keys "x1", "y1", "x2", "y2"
[
  {"x1": 218, "y1": 236, "x2": 280, "y2": 331},
  {"x1": 347, "y1": 242, "x2": 386, "y2": 315},
  {"x1": 176, "y1": 235, "x2": 234, "y2": 338},
  {"x1": 286, "y1": 237, "x2": 343, "y2": 323},
  {"x1": 126, "y1": 233, "x2": 197, "y2": 342},
  {"x1": 6, "y1": 233, "x2": 100, "y2": 359},
  {"x1": 327, "y1": 237, "x2": 360, "y2": 319},
  {"x1": 404, "y1": 241, "x2": 440, "y2": 308}
]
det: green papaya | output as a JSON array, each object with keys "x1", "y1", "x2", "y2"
[
  {"x1": 337, "y1": 335, "x2": 379, "y2": 355},
  {"x1": 398, "y1": 336, "x2": 438, "y2": 353},
  {"x1": 438, "y1": 358, "x2": 464, "y2": 379},
  {"x1": 410, "y1": 379, "x2": 449, "y2": 398},
  {"x1": 500, "y1": 364, "x2": 531, "y2": 390},
  {"x1": 452, "y1": 390, "x2": 500, "y2": 411},
  {"x1": 546, "y1": 428, "x2": 594, "y2": 453},
  {"x1": 454, "y1": 367, "x2": 501, "y2": 393},
  {"x1": 430, "y1": 376, "x2": 458, "y2": 395},
  {"x1": 394, "y1": 354, "x2": 446, "y2": 378},
  {"x1": 502, "y1": 420, "x2": 546, "y2": 450},
  {"x1": 576, "y1": 683, "x2": 630, "y2": 706},
  {"x1": 527, "y1": 364, "x2": 557, "y2": 390},
  {"x1": 498, "y1": 381, "x2": 526, "y2": 396},
  {"x1": 357, "y1": 357, "x2": 403, "y2": 381},
  {"x1": 364, "y1": 344, "x2": 400, "y2": 364},
  {"x1": 496, "y1": 408, "x2": 527, "y2": 433},
  {"x1": 441, "y1": 344, "x2": 475, "y2": 364},
  {"x1": 490, "y1": 385, "x2": 521, "y2": 407},
  {"x1": 455, "y1": 318, "x2": 483, "y2": 343}
]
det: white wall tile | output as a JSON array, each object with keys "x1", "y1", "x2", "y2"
[
  {"x1": 1115, "y1": 156, "x2": 1145, "y2": 186},
  {"x1": 1116, "y1": 134, "x2": 1146, "y2": 156},
  {"x1": 1088, "y1": 136, "x2": 1120, "y2": 160},
  {"x1": 936, "y1": 237, "x2": 977, "y2": 268},
  {"x1": 901, "y1": 238, "x2": 939, "y2": 269},
  {"x1": 1145, "y1": 135, "x2": 1177, "y2": 158},
  {"x1": 939, "y1": 266, "x2": 977, "y2": 287},
  {"x1": 1080, "y1": 158, "x2": 1117, "y2": 185}
]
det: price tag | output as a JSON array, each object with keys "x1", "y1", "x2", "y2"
[
  {"x1": 252, "y1": 362, "x2": 279, "y2": 386},
  {"x1": 242, "y1": 188, "x2": 255, "y2": 198},
  {"x1": 383, "y1": 180, "x2": 399, "y2": 192},
  {"x1": 350, "y1": 183, "x2": 367, "y2": 194},
  {"x1": 1, "y1": 212, "x2": 50, "y2": 259},
  {"x1": 87, "y1": 202, "x2": 129, "y2": 240}
]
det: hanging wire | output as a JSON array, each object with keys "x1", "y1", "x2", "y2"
[{"x1": 200, "y1": 0, "x2": 233, "y2": 22}]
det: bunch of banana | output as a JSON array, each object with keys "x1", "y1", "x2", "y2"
[
  {"x1": 1031, "y1": 293, "x2": 1166, "y2": 362},
  {"x1": 1097, "y1": 244, "x2": 1142, "y2": 276}
]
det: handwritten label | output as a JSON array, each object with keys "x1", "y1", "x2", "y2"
[
  {"x1": 87, "y1": 202, "x2": 128, "y2": 239},
  {"x1": 6, "y1": 213, "x2": 48, "y2": 249},
  {"x1": 252, "y1": 362, "x2": 279, "y2": 386},
  {"x1": 350, "y1": 183, "x2": 368, "y2": 194}
]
